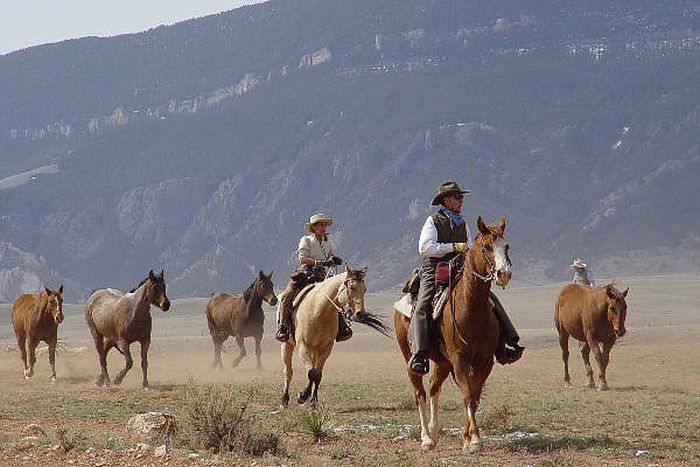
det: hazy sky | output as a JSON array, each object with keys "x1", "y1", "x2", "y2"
[{"x1": 1, "y1": 0, "x2": 263, "y2": 55}]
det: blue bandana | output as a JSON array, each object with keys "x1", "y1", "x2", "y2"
[{"x1": 441, "y1": 207, "x2": 464, "y2": 227}]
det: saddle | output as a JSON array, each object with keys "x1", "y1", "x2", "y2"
[{"x1": 395, "y1": 259, "x2": 464, "y2": 321}]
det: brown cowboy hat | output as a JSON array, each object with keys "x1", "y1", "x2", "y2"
[
  {"x1": 431, "y1": 181, "x2": 470, "y2": 206},
  {"x1": 305, "y1": 213, "x2": 333, "y2": 232}
]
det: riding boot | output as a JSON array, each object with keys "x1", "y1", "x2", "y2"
[
  {"x1": 490, "y1": 291, "x2": 525, "y2": 364},
  {"x1": 276, "y1": 282, "x2": 302, "y2": 343},
  {"x1": 408, "y1": 264, "x2": 436, "y2": 375},
  {"x1": 335, "y1": 312, "x2": 353, "y2": 342}
]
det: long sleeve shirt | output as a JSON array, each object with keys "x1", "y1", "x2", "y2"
[
  {"x1": 297, "y1": 234, "x2": 333, "y2": 263},
  {"x1": 418, "y1": 215, "x2": 472, "y2": 260}
]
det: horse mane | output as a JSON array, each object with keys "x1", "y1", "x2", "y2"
[
  {"x1": 243, "y1": 282, "x2": 255, "y2": 302},
  {"x1": 129, "y1": 278, "x2": 147, "y2": 294}
]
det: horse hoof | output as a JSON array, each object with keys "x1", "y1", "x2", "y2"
[
  {"x1": 142, "y1": 385, "x2": 150, "y2": 391},
  {"x1": 281, "y1": 394, "x2": 289, "y2": 407},
  {"x1": 597, "y1": 383, "x2": 609, "y2": 392},
  {"x1": 564, "y1": 381, "x2": 572, "y2": 389},
  {"x1": 585, "y1": 381, "x2": 595, "y2": 389},
  {"x1": 420, "y1": 439, "x2": 436, "y2": 451},
  {"x1": 50, "y1": 377, "x2": 57, "y2": 384}
]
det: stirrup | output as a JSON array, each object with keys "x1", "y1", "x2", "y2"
[
  {"x1": 275, "y1": 325, "x2": 290, "y2": 343},
  {"x1": 409, "y1": 353, "x2": 429, "y2": 375},
  {"x1": 496, "y1": 344, "x2": 524, "y2": 365}
]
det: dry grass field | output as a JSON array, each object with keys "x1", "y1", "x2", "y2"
[{"x1": 0, "y1": 275, "x2": 698, "y2": 466}]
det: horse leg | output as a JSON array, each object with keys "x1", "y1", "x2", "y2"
[
  {"x1": 558, "y1": 330, "x2": 571, "y2": 388},
  {"x1": 590, "y1": 340, "x2": 608, "y2": 391},
  {"x1": 600, "y1": 341, "x2": 613, "y2": 390},
  {"x1": 15, "y1": 333, "x2": 29, "y2": 378},
  {"x1": 296, "y1": 341, "x2": 314, "y2": 405},
  {"x1": 580, "y1": 341, "x2": 595, "y2": 388},
  {"x1": 211, "y1": 333, "x2": 226, "y2": 370},
  {"x1": 113, "y1": 341, "x2": 133, "y2": 385},
  {"x1": 427, "y1": 361, "x2": 451, "y2": 446},
  {"x1": 254, "y1": 336, "x2": 263, "y2": 370},
  {"x1": 454, "y1": 362, "x2": 487, "y2": 453},
  {"x1": 26, "y1": 336, "x2": 38, "y2": 379},
  {"x1": 47, "y1": 336, "x2": 58, "y2": 383},
  {"x1": 281, "y1": 341, "x2": 294, "y2": 407},
  {"x1": 91, "y1": 333, "x2": 110, "y2": 387},
  {"x1": 309, "y1": 342, "x2": 334, "y2": 409},
  {"x1": 231, "y1": 335, "x2": 246, "y2": 368},
  {"x1": 140, "y1": 339, "x2": 150, "y2": 390}
]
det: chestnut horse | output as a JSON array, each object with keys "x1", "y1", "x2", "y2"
[
  {"x1": 205, "y1": 270, "x2": 278, "y2": 370},
  {"x1": 554, "y1": 283, "x2": 629, "y2": 391},
  {"x1": 395, "y1": 216, "x2": 512, "y2": 453},
  {"x1": 85, "y1": 269, "x2": 170, "y2": 389},
  {"x1": 11, "y1": 285, "x2": 64, "y2": 382},
  {"x1": 281, "y1": 266, "x2": 368, "y2": 408}
]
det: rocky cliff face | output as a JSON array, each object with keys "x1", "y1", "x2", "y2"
[{"x1": 1, "y1": 0, "x2": 699, "y2": 301}]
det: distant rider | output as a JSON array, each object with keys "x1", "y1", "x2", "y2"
[{"x1": 571, "y1": 258, "x2": 594, "y2": 286}]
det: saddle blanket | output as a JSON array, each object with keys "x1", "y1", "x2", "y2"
[{"x1": 394, "y1": 289, "x2": 449, "y2": 321}]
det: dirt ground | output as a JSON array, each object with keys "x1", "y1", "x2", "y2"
[{"x1": 0, "y1": 275, "x2": 698, "y2": 466}]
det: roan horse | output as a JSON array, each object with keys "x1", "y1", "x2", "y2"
[
  {"x1": 554, "y1": 283, "x2": 629, "y2": 391},
  {"x1": 11, "y1": 285, "x2": 65, "y2": 382},
  {"x1": 85, "y1": 269, "x2": 170, "y2": 389},
  {"x1": 395, "y1": 216, "x2": 512, "y2": 453},
  {"x1": 205, "y1": 270, "x2": 278, "y2": 370},
  {"x1": 281, "y1": 266, "x2": 368, "y2": 408}
]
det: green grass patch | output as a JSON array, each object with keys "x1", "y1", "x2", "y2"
[{"x1": 507, "y1": 433, "x2": 625, "y2": 453}]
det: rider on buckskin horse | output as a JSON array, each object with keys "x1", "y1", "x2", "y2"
[
  {"x1": 276, "y1": 212, "x2": 353, "y2": 343},
  {"x1": 407, "y1": 181, "x2": 525, "y2": 375}
]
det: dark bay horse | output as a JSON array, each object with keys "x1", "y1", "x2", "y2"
[
  {"x1": 205, "y1": 270, "x2": 277, "y2": 369},
  {"x1": 395, "y1": 216, "x2": 512, "y2": 453},
  {"x1": 85, "y1": 269, "x2": 170, "y2": 389},
  {"x1": 11, "y1": 285, "x2": 64, "y2": 382},
  {"x1": 555, "y1": 283, "x2": 629, "y2": 391}
]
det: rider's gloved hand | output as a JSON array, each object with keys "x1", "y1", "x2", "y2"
[
  {"x1": 331, "y1": 255, "x2": 343, "y2": 265},
  {"x1": 453, "y1": 243, "x2": 468, "y2": 253}
]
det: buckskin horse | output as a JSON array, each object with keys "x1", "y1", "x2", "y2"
[
  {"x1": 280, "y1": 266, "x2": 371, "y2": 408},
  {"x1": 554, "y1": 283, "x2": 629, "y2": 391},
  {"x1": 205, "y1": 270, "x2": 278, "y2": 370},
  {"x1": 85, "y1": 269, "x2": 170, "y2": 389},
  {"x1": 11, "y1": 285, "x2": 65, "y2": 382},
  {"x1": 395, "y1": 216, "x2": 512, "y2": 453}
]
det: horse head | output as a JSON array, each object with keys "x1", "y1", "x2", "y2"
[
  {"x1": 43, "y1": 284, "x2": 64, "y2": 324},
  {"x1": 339, "y1": 265, "x2": 368, "y2": 319},
  {"x1": 256, "y1": 270, "x2": 278, "y2": 306},
  {"x1": 475, "y1": 216, "x2": 512, "y2": 288},
  {"x1": 145, "y1": 269, "x2": 170, "y2": 311},
  {"x1": 604, "y1": 284, "x2": 629, "y2": 337}
]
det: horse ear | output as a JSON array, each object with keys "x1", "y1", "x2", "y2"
[
  {"x1": 258, "y1": 270, "x2": 264, "y2": 279},
  {"x1": 477, "y1": 216, "x2": 489, "y2": 235},
  {"x1": 44, "y1": 286, "x2": 51, "y2": 295},
  {"x1": 149, "y1": 269, "x2": 155, "y2": 280},
  {"x1": 497, "y1": 217, "x2": 506, "y2": 234},
  {"x1": 58, "y1": 284, "x2": 63, "y2": 295},
  {"x1": 160, "y1": 269, "x2": 164, "y2": 279},
  {"x1": 606, "y1": 285, "x2": 615, "y2": 299},
  {"x1": 622, "y1": 287, "x2": 629, "y2": 298},
  {"x1": 268, "y1": 270, "x2": 273, "y2": 278}
]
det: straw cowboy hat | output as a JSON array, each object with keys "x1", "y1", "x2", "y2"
[
  {"x1": 431, "y1": 180, "x2": 470, "y2": 206},
  {"x1": 305, "y1": 213, "x2": 333, "y2": 232},
  {"x1": 571, "y1": 258, "x2": 587, "y2": 269}
]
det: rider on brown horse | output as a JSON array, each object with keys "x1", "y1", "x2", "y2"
[
  {"x1": 276, "y1": 213, "x2": 353, "y2": 343},
  {"x1": 408, "y1": 181, "x2": 524, "y2": 375}
]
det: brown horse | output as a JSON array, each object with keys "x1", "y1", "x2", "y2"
[
  {"x1": 205, "y1": 270, "x2": 277, "y2": 370},
  {"x1": 554, "y1": 283, "x2": 629, "y2": 391},
  {"x1": 281, "y1": 266, "x2": 368, "y2": 408},
  {"x1": 11, "y1": 285, "x2": 64, "y2": 382},
  {"x1": 395, "y1": 216, "x2": 512, "y2": 453},
  {"x1": 85, "y1": 269, "x2": 170, "y2": 389}
]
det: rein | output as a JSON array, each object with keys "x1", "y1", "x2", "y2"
[{"x1": 449, "y1": 236, "x2": 494, "y2": 347}]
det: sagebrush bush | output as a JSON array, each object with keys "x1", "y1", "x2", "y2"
[
  {"x1": 297, "y1": 405, "x2": 335, "y2": 444},
  {"x1": 178, "y1": 381, "x2": 281, "y2": 456}
]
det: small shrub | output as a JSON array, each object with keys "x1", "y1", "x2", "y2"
[
  {"x1": 178, "y1": 381, "x2": 281, "y2": 456},
  {"x1": 56, "y1": 427, "x2": 89, "y2": 452},
  {"x1": 480, "y1": 403, "x2": 515, "y2": 432},
  {"x1": 297, "y1": 406, "x2": 335, "y2": 444}
]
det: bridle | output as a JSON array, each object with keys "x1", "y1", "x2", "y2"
[{"x1": 322, "y1": 274, "x2": 361, "y2": 317}]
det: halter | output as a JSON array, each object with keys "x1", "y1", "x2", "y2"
[{"x1": 468, "y1": 236, "x2": 496, "y2": 282}]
